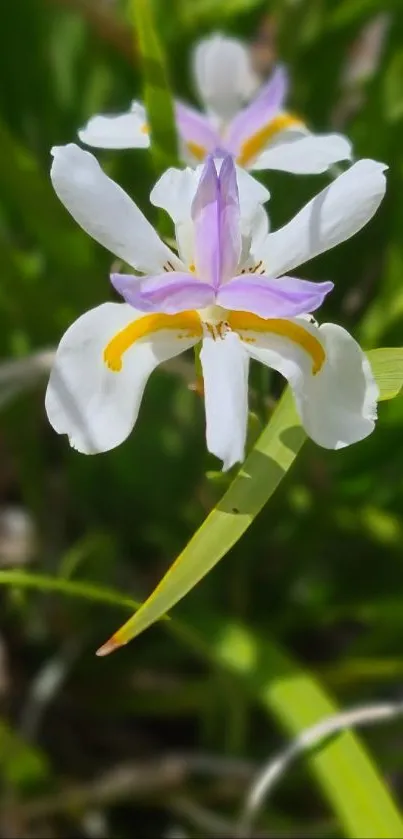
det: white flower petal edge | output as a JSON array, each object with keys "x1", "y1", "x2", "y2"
[
  {"x1": 78, "y1": 102, "x2": 150, "y2": 150},
  {"x1": 50, "y1": 144, "x2": 179, "y2": 274},
  {"x1": 200, "y1": 331, "x2": 249, "y2": 471},
  {"x1": 258, "y1": 159, "x2": 387, "y2": 279},
  {"x1": 235, "y1": 164, "x2": 270, "y2": 213},
  {"x1": 245, "y1": 320, "x2": 378, "y2": 449},
  {"x1": 192, "y1": 33, "x2": 260, "y2": 122},
  {"x1": 150, "y1": 167, "x2": 199, "y2": 225},
  {"x1": 251, "y1": 133, "x2": 353, "y2": 174},
  {"x1": 45, "y1": 303, "x2": 199, "y2": 455},
  {"x1": 150, "y1": 167, "x2": 200, "y2": 267}
]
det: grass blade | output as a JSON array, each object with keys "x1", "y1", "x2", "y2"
[
  {"x1": 97, "y1": 388, "x2": 305, "y2": 653},
  {"x1": 0, "y1": 570, "x2": 402, "y2": 835},
  {"x1": 97, "y1": 347, "x2": 403, "y2": 654},
  {"x1": 130, "y1": 0, "x2": 178, "y2": 176}
]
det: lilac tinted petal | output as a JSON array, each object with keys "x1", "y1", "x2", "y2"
[
  {"x1": 224, "y1": 65, "x2": 289, "y2": 156},
  {"x1": 191, "y1": 157, "x2": 220, "y2": 287},
  {"x1": 218, "y1": 156, "x2": 241, "y2": 282},
  {"x1": 111, "y1": 272, "x2": 215, "y2": 314},
  {"x1": 216, "y1": 275, "x2": 334, "y2": 319},
  {"x1": 190, "y1": 155, "x2": 242, "y2": 289},
  {"x1": 175, "y1": 101, "x2": 220, "y2": 159}
]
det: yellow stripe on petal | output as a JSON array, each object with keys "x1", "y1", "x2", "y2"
[
  {"x1": 228, "y1": 311, "x2": 325, "y2": 375},
  {"x1": 236, "y1": 113, "x2": 305, "y2": 167},
  {"x1": 186, "y1": 141, "x2": 207, "y2": 162},
  {"x1": 104, "y1": 311, "x2": 202, "y2": 372}
]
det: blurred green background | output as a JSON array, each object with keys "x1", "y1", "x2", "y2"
[{"x1": 1, "y1": 0, "x2": 403, "y2": 835}]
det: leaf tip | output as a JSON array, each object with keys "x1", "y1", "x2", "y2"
[{"x1": 95, "y1": 634, "x2": 123, "y2": 657}]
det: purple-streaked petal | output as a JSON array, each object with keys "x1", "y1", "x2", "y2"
[
  {"x1": 216, "y1": 275, "x2": 334, "y2": 319},
  {"x1": 175, "y1": 101, "x2": 220, "y2": 161},
  {"x1": 111, "y1": 272, "x2": 215, "y2": 314},
  {"x1": 224, "y1": 65, "x2": 289, "y2": 157},
  {"x1": 218, "y1": 156, "x2": 242, "y2": 282},
  {"x1": 191, "y1": 155, "x2": 242, "y2": 289},
  {"x1": 191, "y1": 157, "x2": 221, "y2": 287}
]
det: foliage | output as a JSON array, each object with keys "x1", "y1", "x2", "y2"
[{"x1": 1, "y1": 0, "x2": 403, "y2": 836}]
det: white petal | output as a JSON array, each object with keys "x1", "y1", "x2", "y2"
[
  {"x1": 50, "y1": 144, "x2": 180, "y2": 273},
  {"x1": 258, "y1": 159, "x2": 387, "y2": 278},
  {"x1": 150, "y1": 163, "x2": 269, "y2": 267},
  {"x1": 239, "y1": 204, "x2": 270, "y2": 268},
  {"x1": 200, "y1": 332, "x2": 249, "y2": 470},
  {"x1": 150, "y1": 166, "x2": 199, "y2": 266},
  {"x1": 150, "y1": 166, "x2": 199, "y2": 225},
  {"x1": 251, "y1": 132, "x2": 352, "y2": 174},
  {"x1": 192, "y1": 33, "x2": 260, "y2": 121},
  {"x1": 235, "y1": 164, "x2": 270, "y2": 213},
  {"x1": 45, "y1": 303, "x2": 198, "y2": 454},
  {"x1": 244, "y1": 320, "x2": 378, "y2": 449},
  {"x1": 78, "y1": 102, "x2": 150, "y2": 149}
]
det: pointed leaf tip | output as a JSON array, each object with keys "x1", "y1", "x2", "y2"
[{"x1": 96, "y1": 635, "x2": 123, "y2": 657}]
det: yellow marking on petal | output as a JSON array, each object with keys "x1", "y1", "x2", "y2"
[
  {"x1": 103, "y1": 311, "x2": 202, "y2": 373},
  {"x1": 141, "y1": 123, "x2": 149, "y2": 134},
  {"x1": 228, "y1": 311, "x2": 325, "y2": 375},
  {"x1": 236, "y1": 113, "x2": 305, "y2": 167},
  {"x1": 187, "y1": 141, "x2": 207, "y2": 162}
]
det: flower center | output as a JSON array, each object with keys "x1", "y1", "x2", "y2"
[{"x1": 103, "y1": 309, "x2": 325, "y2": 377}]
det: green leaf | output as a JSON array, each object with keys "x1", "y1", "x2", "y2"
[
  {"x1": 130, "y1": 0, "x2": 178, "y2": 177},
  {"x1": 0, "y1": 719, "x2": 50, "y2": 790},
  {"x1": 367, "y1": 348, "x2": 403, "y2": 401},
  {"x1": 0, "y1": 119, "x2": 91, "y2": 271},
  {"x1": 193, "y1": 617, "x2": 403, "y2": 838},
  {"x1": 327, "y1": 0, "x2": 398, "y2": 29},
  {"x1": 0, "y1": 569, "x2": 141, "y2": 611},
  {"x1": 384, "y1": 50, "x2": 403, "y2": 123},
  {"x1": 98, "y1": 346, "x2": 403, "y2": 653},
  {"x1": 98, "y1": 387, "x2": 306, "y2": 653},
  {"x1": 180, "y1": 0, "x2": 264, "y2": 27},
  {"x1": 0, "y1": 570, "x2": 402, "y2": 836}
]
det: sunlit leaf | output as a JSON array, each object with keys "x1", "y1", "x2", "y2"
[
  {"x1": 98, "y1": 346, "x2": 403, "y2": 654},
  {"x1": 192, "y1": 616, "x2": 403, "y2": 838},
  {"x1": 96, "y1": 388, "x2": 306, "y2": 653},
  {"x1": 367, "y1": 347, "x2": 403, "y2": 401}
]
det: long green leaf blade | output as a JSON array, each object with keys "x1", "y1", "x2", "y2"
[
  {"x1": 97, "y1": 388, "x2": 306, "y2": 653},
  {"x1": 131, "y1": 0, "x2": 178, "y2": 176},
  {"x1": 97, "y1": 348, "x2": 403, "y2": 654},
  {"x1": 195, "y1": 617, "x2": 403, "y2": 838},
  {"x1": 0, "y1": 570, "x2": 140, "y2": 610},
  {"x1": 0, "y1": 570, "x2": 402, "y2": 836}
]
